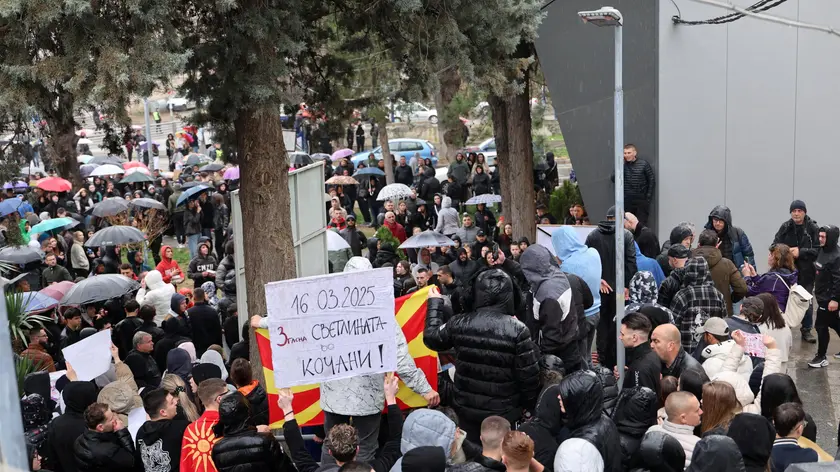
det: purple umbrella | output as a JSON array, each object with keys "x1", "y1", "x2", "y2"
[
  {"x1": 223, "y1": 166, "x2": 240, "y2": 180},
  {"x1": 331, "y1": 148, "x2": 354, "y2": 162},
  {"x1": 3, "y1": 181, "x2": 28, "y2": 190}
]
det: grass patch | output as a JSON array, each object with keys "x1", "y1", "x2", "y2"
[{"x1": 172, "y1": 247, "x2": 194, "y2": 289}]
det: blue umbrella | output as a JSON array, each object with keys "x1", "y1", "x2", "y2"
[
  {"x1": 21, "y1": 292, "x2": 59, "y2": 313},
  {"x1": 353, "y1": 167, "x2": 386, "y2": 177},
  {"x1": 0, "y1": 199, "x2": 22, "y2": 218},
  {"x1": 176, "y1": 184, "x2": 212, "y2": 206},
  {"x1": 30, "y1": 217, "x2": 75, "y2": 234},
  {"x1": 3, "y1": 181, "x2": 28, "y2": 190}
]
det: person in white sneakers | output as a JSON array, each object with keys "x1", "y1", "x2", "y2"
[
  {"x1": 644, "y1": 391, "x2": 702, "y2": 468},
  {"x1": 697, "y1": 317, "x2": 752, "y2": 380}
]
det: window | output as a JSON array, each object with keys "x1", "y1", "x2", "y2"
[{"x1": 399, "y1": 141, "x2": 423, "y2": 152}]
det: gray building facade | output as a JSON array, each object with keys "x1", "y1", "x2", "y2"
[{"x1": 537, "y1": 0, "x2": 840, "y2": 267}]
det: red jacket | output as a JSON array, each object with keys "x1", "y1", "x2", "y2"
[
  {"x1": 384, "y1": 220, "x2": 407, "y2": 242},
  {"x1": 156, "y1": 245, "x2": 183, "y2": 284},
  {"x1": 181, "y1": 410, "x2": 220, "y2": 472}
]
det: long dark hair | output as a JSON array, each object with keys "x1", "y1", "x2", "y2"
[
  {"x1": 759, "y1": 373, "x2": 802, "y2": 419},
  {"x1": 756, "y1": 292, "x2": 786, "y2": 330}
]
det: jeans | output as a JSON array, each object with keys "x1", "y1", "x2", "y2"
[
  {"x1": 187, "y1": 234, "x2": 200, "y2": 259},
  {"x1": 579, "y1": 313, "x2": 601, "y2": 369},
  {"x1": 321, "y1": 412, "x2": 381, "y2": 465},
  {"x1": 815, "y1": 301, "x2": 840, "y2": 358}
]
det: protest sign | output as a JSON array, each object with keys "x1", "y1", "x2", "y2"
[
  {"x1": 128, "y1": 407, "x2": 147, "y2": 441},
  {"x1": 61, "y1": 329, "x2": 112, "y2": 381},
  {"x1": 264, "y1": 268, "x2": 397, "y2": 388}
]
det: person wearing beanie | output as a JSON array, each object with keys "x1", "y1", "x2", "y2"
[{"x1": 774, "y1": 199, "x2": 820, "y2": 343}]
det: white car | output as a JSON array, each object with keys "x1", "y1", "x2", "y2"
[
  {"x1": 167, "y1": 97, "x2": 196, "y2": 111},
  {"x1": 463, "y1": 137, "x2": 498, "y2": 166},
  {"x1": 392, "y1": 102, "x2": 438, "y2": 124}
]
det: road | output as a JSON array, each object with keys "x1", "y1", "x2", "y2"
[{"x1": 787, "y1": 333, "x2": 840, "y2": 452}]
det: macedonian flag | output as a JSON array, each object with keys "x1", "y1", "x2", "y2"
[{"x1": 256, "y1": 285, "x2": 438, "y2": 427}]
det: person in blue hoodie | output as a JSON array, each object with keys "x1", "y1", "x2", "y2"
[
  {"x1": 635, "y1": 242, "x2": 665, "y2": 286},
  {"x1": 551, "y1": 226, "x2": 602, "y2": 367}
]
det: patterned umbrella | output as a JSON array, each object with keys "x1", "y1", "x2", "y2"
[
  {"x1": 376, "y1": 183, "x2": 413, "y2": 201},
  {"x1": 325, "y1": 176, "x2": 358, "y2": 185},
  {"x1": 465, "y1": 194, "x2": 502, "y2": 205}
]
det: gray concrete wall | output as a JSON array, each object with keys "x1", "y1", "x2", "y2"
[
  {"x1": 658, "y1": 0, "x2": 840, "y2": 268},
  {"x1": 536, "y1": 0, "x2": 659, "y2": 227}
]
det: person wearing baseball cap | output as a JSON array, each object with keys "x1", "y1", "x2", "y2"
[
  {"x1": 697, "y1": 317, "x2": 752, "y2": 380},
  {"x1": 773, "y1": 199, "x2": 820, "y2": 344}
]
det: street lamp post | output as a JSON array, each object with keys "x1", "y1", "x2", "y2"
[{"x1": 578, "y1": 6, "x2": 625, "y2": 385}]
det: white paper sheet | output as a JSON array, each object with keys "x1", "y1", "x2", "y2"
[
  {"x1": 61, "y1": 329, "x2": 112, "y2": 381},
  {"x1": 127, "y1": 407, "x2": 147, "y2": 441}
]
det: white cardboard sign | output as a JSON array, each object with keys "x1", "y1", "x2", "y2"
[
  {"x1": 61, "y1": 329, "x2": 112, "y2": 381},
  {"x1": 264, "y1": 268, "x2": 397, "y2": 388}
]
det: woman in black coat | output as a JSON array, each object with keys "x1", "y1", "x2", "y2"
[
  {"x1": 211, "y1": 392, "x2": 294, "y2": 472},
  {"x1": 471, "y1": 165, "x2": 491, "y2": 196}
]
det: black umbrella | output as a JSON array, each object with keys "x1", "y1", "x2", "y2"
[
  {"x1": 89, "y1": 155, "x2": 124, "y2": 166},
  {"x1": 84, "y1": 225, "x2": 146, "y2": 247},
  {"x1": 80, "y1": 163, "x2": 100, "y2": 178},
  {"x1": 184, "y1": 153, "x2": 210, "y2": 167},
  {"x1": 199, "y1": 163, "x2": 224, "y2": 172},
  {"x1": 289, "y1": 152, "x2": 313, "y2": 168},
  {"x1": 91, "y1": 197, "x2": 130, "y2": 217},
  {"x1": 130, "y1": 198, "x2": 167, "y2": 211},
  {"x1": 180, "y1": 181, "x2": 205, "y2": 190},
  {"x1": 0, "y1": 246, "x2": 44, "y2": 264},
  {"x1": 120, "y1": 172, "x2": 154, "y2": 184},
  {"x1": 60, "y1": 274, "x2": 140, "y2": 306}
]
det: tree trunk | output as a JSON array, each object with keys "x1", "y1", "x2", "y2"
[
  {"x1": 47, "y1": 115, "x2": 82, "y2": 188},
  {"x1": 379, "y1": 120, "x2": 394, "y2": 185},
  {"x1": 236, "y1": 107, "x2": 297, "y2": 382},
  {"x1": 489, "y1": 87, "x2": 535, "y2": 243},
  {"x1": 433, "y1": 67, "x2": 462, "y2": 164}
]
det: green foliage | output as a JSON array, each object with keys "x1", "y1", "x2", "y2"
[
  {"x1": 549, "y1": 180, "x2": 583, "y2": 224},
  {"x1": 15, "y1": 354, "x2": 42, "y2": 397},
  {"x1": 6, "y1": 291, "x2": 51, "y2": 346},
  {"x1": 374, "y1": 226, "x2": 407, "y2": 260}
]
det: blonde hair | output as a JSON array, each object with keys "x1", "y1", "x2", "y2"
[{"x1": 161, "y1": 373, "x2": 199, "y2": 421}]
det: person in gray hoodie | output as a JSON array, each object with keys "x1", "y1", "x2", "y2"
[
  {"x1": 389, "y1": 409, "x2": 458, "y2": 472},
  {"x1": 435, "y1": 196, "x2": 460, "y2": 238},
  {"x1": 519, "y1": 244, "x2": 580, "y2": 370}
]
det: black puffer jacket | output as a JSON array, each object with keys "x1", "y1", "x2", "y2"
[
  {"x1": 517, "y1": 384, "x2": 563, "y2": 472},
  {"x1": 373, "y1": 243, "x2": 400, "y2": 269},
  {"x1": 424, "y1": 269, "x2": 541, "y2": 429},
  {"x1": 774, "y1": 215, "x2": 820, "y2": 287},
  {"x1": 244, "y1": 383, "x2": 270, "y2": 427},
  {"x1": 212, "y1": 392, "x2": 293, "y2": 472},
  {"x1": 557, "y1": 370, "x2": 622, "y2": 471},
  {"x1": 594, "y1": 367, "x2": 619, "y2": 415},
  {"x1": 610, "y1": 386, "x2": 658, "y2": 469},
  {"x1": 635, "y1": 431, "x2": 686, "y2": 472},
  {"x1": 685, "y1": 435, "x2": 746, "y2": 472},
  {"x1": 814, "y1": 225, "x2": 840, "y2": 303},
  {"x1": 585, "y1": 220, "x2": 637, "y2": 290},
  {"x1": 73, "y1": 429, "x2": 135, "y2": 472},
  {"x1": 46, "y1": 381, "x2": 99, "y2": 472}
]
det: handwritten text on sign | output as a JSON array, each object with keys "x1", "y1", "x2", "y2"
[{"x1": 264, "y1": 268, "x2": 397, "y2": 387}]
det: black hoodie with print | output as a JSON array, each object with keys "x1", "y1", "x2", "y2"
[
  {"x1": 815, "y1": 225, "x2": 840, "y2": 304},
  {"x1": 135, "y1": 419, "x2": 190, "y2": 472}
]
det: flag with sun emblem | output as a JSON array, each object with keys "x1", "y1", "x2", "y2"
[
  {"x1": 180, "y1": 412, "x2": 220, "y2": 472},
  {"x1": 256, "y1": 285, "x2": 438, "y2": 427}
]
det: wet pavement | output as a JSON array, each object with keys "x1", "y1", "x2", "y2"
[{"x1": 787, "y1": 330, "x2": 840, "y2": 453}]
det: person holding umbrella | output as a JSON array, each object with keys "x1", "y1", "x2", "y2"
[{"x1": 184, "y1": 200, "x2": 202, "y2": 259}]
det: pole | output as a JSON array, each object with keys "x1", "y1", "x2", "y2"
[
  {"x1": 614, "y1": 19, "x2": 626, "y2": 388},
  {"x1": 169, "y1": 103, "x2": 177, "y2": 134},
  {"x1": 0, "y1": 284, "x2": 30, "y2": 470},
  {"x1": 143, "y1": 98, "x2": 154, "y2": 167}
]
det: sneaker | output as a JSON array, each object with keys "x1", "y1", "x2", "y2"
[
  {"x1": 834, "y1": 352, "x2": 840, "y2": 360},
  {"x1": 802, "y1": 330, "x2": 817, "y2": 344},
  {"x1": 808, "y1": 356, "x2": 828, "y2": 368}
]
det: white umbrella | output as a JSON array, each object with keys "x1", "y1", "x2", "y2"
[
  {"x1": 399, "y1": 230, "x2": 456, "y2": 249},
  {"x1": 465, "y1": 194, "x2": 502, "y2": 205},
  {"x1": 89, "y1": 164, "x2": 125, "y2": 177},
  {"x1": 77, "y1": 138, "x2": 93, "y2": 145},
  {"x1": 75, "y1": 129, "x2": 95, "y2": 137},
  {"x1": 326, "y1": 230, "x2": 350, "y2": 251},
  {"x1": 376, "y1": 183, "x2": 413, "y2": 201},
  {"x1": 76, "y1": 154, "x2": 94, "y2": 164},
  {"x1": 131, "y1": 124, "x2": 144, "y2": 130}
]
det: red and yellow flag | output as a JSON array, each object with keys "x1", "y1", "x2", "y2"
[{"x1": 256, "y1": 285, "x2": 438, "y2": 427}]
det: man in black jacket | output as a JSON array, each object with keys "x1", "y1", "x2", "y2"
[
  {"x1": 650, "y1": 323, "x2": 702, "y2": 378},
  {"x1": 73, "y1": 403, "x2": 135, "y2": 472},
  {"x1": 585, "y1": 206, "x2": 637, "y2": 369},
  {"x1": 280, "y1": 376, "x2": 403, "y2": 472},
  {"x1": 394, "y1": 156, "x2": 414, "y2": 186},
  {"x1": 624, "y1": 212, "x2": 660, "y2": 259},
  {"x1": 136, "y1": 389, "x2": 190, "y2": 472},
  {"x1": 618, "y1": 313, "x2": 661, "y2": 398},
  {"x1": 339, "y1": 215, "x2": 367, "y2": 257},
  {"x1": 113, "y1": 300, "x2": 143, "y2": 360},
  {"x1": 124, "y1": 331, "x2": 161, "y2": 389},
  {"x1": 187, "y1": 288, "x2": 222, "y2": 357},
  {"x1": 424, "y1": 271, "x2": 540, "y2": 441},
  {"x1": 198, "y1": 191, "x2": 215, "y2": 240},
  {"x1": 774, "y1": 199, "x2": 820, "y2": 343},
  {"x1": 418, "y1": 167, "x2": 442, "y2": 203},
  {"x1": 46, "y1": 382, "x2": 98, "y2": 472},
  {"x1": 611, "y1": 143, "x2": 655, "y2": 226},
  {"x1": 808, "y1": 225, "x2": 840, "y2": 368}
]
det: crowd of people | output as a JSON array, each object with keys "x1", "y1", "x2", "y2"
[{"x1": 10, "y1": 135, "x2": 840, "y2": 472}]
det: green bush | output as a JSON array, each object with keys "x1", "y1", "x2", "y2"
[{"x1": 549, "y1": 180, "x2": 582, "y2": 223}]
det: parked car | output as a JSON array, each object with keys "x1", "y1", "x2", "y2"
[
  {"x1": 167, "y1": 97, "x2": 196, "y2": 111},
  {"x1": 461, "y1": 138, "x2": 498, "y2": 166},
  {"x1": 391, "y1": 102, "x2": 438, "y2": 124},
  {"x1": 350, "y1": 138, "x2": 438, "y2": 167}
]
